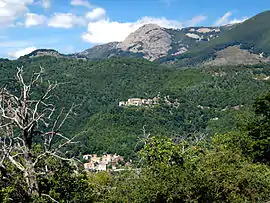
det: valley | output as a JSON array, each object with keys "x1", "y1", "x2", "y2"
[{"x1": 1, "y1": 7, "x2": 270, "y2": 202}]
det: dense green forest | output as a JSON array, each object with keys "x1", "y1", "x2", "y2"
[
  {"x1": 0, "y1": 57, "x2": 269, "y2": 158},
  {"x1": 0, "y1": 56, "x2": 270, "y2": 202}
]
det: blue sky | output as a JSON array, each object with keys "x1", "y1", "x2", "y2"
[{"x1": 0, "y1": 0, "x2": 269, "y2": 59}]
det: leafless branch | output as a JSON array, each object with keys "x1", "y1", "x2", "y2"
[
  {"x1": 41, "y1": 194, "x2": 59, "y2": 203},
  {"x1": 0, "y1": 66, "x2": 79, "y2": 195}
]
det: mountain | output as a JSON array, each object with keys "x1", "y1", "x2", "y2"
[
  {"x1": 73, "y1": 24, "x2": 223, "y2": 61},
  {"x1": 118, "y1": 24, "x2": 171, "y2": 61},
  {"x1": 23, "y1": 11, "x2": 270, "y2": 66},
  {"x1": 72, "y1": 42, "x2": 119, "y2": 60},
  {"x1": 72, "y1": 42, "x2": 145, "y2": 60},
  {"x1": 74, "y1": 10, "x2": 270, "y2": 65},
  {"x1": 20, "y1": 49, "x2": 65, "y2": 59},
  {"x1": 163, "y1": 10, "x2": 270, "y2": 66}
]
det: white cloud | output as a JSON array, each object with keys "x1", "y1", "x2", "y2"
[
  {"x1": 216, "y1": 11, "x2": 248, "y2": 26},
  {"x1": 41, "y1": 0, "x2": 51, "y2": 9},
  {"x1": 86, "y1": 8, "x2": 106, "y2": 21},
  {"x1": 187, "y1": 15, "x2": 207, "y2": 27},
  {"x1": 216, "y1": 12, "x2": 232, "y2": 26},
  {"x1": 8, "y1": 46, "x2": 37, "y2": 58},
  {"x1": 0, "y1": 0, "x2": 34, "y2": 25},
  {"x1": 48, "y1": 13, "x2": 86, "y2": 28},
  {"x1": 25, "y1": 13, "x2": 46, "y2": 27},
  {"x1": 70, "y1": 0, "x2": 92, "y2": 8},
  {"x1": 228, "y1": 17, "x2": 248, "y2": 25},
  {"x1": 138, "y1": 17, "x2": 183, "y2": 29},
  {"x1": 82, "y1": 17, "x2": 183, "y2": 44}
]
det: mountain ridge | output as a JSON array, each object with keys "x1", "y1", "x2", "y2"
[
  {"x1": 164, "y1": 10, "x2": 270, "y2": 66},
  {"x1": 20, "y1": 10, "x2": 270, "y2": 66}
]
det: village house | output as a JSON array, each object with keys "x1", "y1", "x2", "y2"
[
  {"x1": 128, "y1": 98, "x2": 143, "y2": 106},
  {"x1": 83, "y1": 153, "x2": 124, "y2": 172},
  {"x1": 118, "y1": 95, "x2": 181, "y2": 108},
  {"x1": 119, "y1": 97, "x2": 159, "y2": 107},
  {"x1": 118, "y1": 101, "x2": 126, "y2": 107}
]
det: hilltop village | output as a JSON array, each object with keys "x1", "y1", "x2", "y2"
[
  {"x1": 119, "y1": 97, "x2": 159, "y2": 107},
  {"x1": 119, "y1": 96, "x2": 180, "y2": 108},
  {"x1": 83, "y1": 153, "x2": 130, "y2": 172}
]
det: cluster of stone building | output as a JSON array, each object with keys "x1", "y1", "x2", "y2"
[
  {"x1": 119, "y1": 96, "x2": 181, "y2": 108},
  {"x1": 83, "y1": 153, "x2": 126, "y2": 172},
  {"x1": 119, "y1": 97, "x2": 160, "y2": 107}
]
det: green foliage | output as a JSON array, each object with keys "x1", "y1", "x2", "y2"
[
  {"x1": 0, "y1": 155, "x2": 95, "y2": 203},
  {"x1": 0, "y1": 161, "x2": 29, "y2": 202},
  {"x1": 247, "y1": 92, "x2": 270, "y2": 164},
  {"x1": 36, "y1": 159, "x2": 94, "y2": 203},
  {"x1": 139, "y1": 136, "x2": 205, "y2": 169},
  {"x1": 101, "y1": 133, "x2": 270, "y2": 202},
  {"x1": 197, "y1": 145, "x2": 270, "y2": 202},
  {"x1": 1, "y1": 57, "x2": 270, "y2": 202},
  {"x1": 100, "y1": 95, "x2": 270, "y2": 202},
  {"x1": 0, "y1": 58, "x2": 269, "y2": 159}
]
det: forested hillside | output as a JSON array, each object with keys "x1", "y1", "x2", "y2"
[
  {"x1": 0, "y1": 57, "x2": 269, "y2": 159},
  {"x1": 0, "y1": 55, "x2": 269, "y2": 202}
]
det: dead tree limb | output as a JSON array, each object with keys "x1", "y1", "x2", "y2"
[{"x1": 0, "y1": 67, "x2": 78, "y2": 196}]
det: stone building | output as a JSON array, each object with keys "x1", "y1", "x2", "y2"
[
  {"x1": 119, "y1": 97, "x2": 159, "y2": 107},
  {"x1": 83, "y1": 153, "x2": 124, "y2": 172}
]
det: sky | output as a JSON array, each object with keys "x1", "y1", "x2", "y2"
[{"x1": 0, "y1": 0, "x2": 269, "y2": 59}]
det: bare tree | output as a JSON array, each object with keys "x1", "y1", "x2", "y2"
[{"x1": 0, "y1": 67, "x2": 78, "y2": 196}]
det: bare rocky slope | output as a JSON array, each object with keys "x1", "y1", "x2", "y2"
[
  {"x1": 118, "y1": 24, "x2": 172, "y2": 61},
  {"x1": 204, "y1": 46, "x2": 270, "y2": 66},
  {"x1": 72, "y1": 24, "x2": 223, "y2": 61}
]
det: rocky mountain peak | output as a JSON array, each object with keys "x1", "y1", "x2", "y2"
[
  {"x1": 23, "y1": 49, "x2": 63, "y2": 59},
  {"x1": 138, "y1": 23, "x2": 162, "y2": 31},
  {"x1": 118, "y1": 24, "x2": 172, "y2": 61}
]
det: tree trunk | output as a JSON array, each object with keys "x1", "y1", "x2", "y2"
[
  {"x1": 24, "y1": 130, "x2": 39, "y2": 196},
  {"x1": 24, "y1": 153, "x2": 39, "y2": 196}
]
